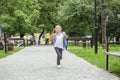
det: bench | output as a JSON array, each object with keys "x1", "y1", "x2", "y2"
[
  {"x1": 105, "y1": 42, "x2": 120, "y2": 71},
  {"x1": 67, "y1": 37, "x2": 93, "y2": 48},
  {"x1": 8, "y1": 38, "x2": 26, "y2": 47},
  {"x1": 3, "y1": 33, "x2": 26, "y2": 53}
]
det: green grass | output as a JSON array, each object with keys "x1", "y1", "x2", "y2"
[
  {"x1": 0, "y1": 47, "x2": 24, "y2": 59},
  {"x1": 68, "y1": 44, "x2": 120, "y2": 77}
]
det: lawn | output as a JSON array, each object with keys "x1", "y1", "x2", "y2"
[
  {"x1": 0, "y1": 47, "x2": 24, "y2": 59},
  {"x1": 68, "y1": 44, "x2": 120, "y2": 77}
]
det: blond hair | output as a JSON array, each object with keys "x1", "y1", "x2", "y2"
[{"x1": 55, "y1": 25, "x2": 62, "y2": 29}]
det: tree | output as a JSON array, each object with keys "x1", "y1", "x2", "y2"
[
  {"x1": 57, "y1": 0, "x2": 94, "y2": 37},
  {"x1": 38, "y1": 0, "x2": 57, "y2": 32},
  {"x1": 1, "y1": 0, "x2": 40, "y2": 36},
  {"x1": 1, "y1": 0, "x2": 120, "y2": 39},
  {"x1": 99, "y1": 0, "x2": 107, "y2": 48},
  {"x1": 106, "y1": 0, "x2": 120, "y2": 41}
]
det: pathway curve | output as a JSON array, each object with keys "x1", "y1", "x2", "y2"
[{"x1": 0, "y1": 45, "x2": 119, "y2": 80}]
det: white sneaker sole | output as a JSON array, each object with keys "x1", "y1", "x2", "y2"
[{"x1": 57, "y1": 65, "x2": 61, "y2": 69}]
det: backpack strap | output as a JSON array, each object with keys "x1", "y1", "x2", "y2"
[
  {"x1": 62, "y1": 32, "x2": 67, "y2": 48},
  {"x1": 53, "y1": 34, "x2": 57, "y2": 46}
]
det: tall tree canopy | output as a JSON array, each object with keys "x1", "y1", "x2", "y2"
[
  {"x1": 0, "y1": 0, "x2": 120, "y2": 39},
  {"x1": 1, "y1": 0, "x2": 40, "y2": 36},
  {"x1": 57, "y1": 0, "x2": 94, "y2": 37}
]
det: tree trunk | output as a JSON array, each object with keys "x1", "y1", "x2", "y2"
[
  {"x1": 20, "y1": 33, "x2": 25, "y2": 38},
  {"x1": 39, "y1": 28, "x2": 45, "y2": 40},
  {"x1": 100, "y1": 0, "x2": 107, "y2": 49}
]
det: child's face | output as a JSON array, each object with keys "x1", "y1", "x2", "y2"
[{"x1": 55, "y1": 26, "x2": 62, "y2": 33}]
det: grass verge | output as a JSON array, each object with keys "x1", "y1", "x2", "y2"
[
  {"x1": 0, "y1": 47, "x2": 24, "y2": 59},
  {"x1": 68, "y1": 44, "x2": 120, "y2": 77}
]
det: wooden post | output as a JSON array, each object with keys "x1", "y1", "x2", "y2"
[
  {"x1": 82, "y1": 39, "x2": 86, "y2": 48},
  {"x1": 106, "y1": 43, "x2": 109, "y2": 52},
  {"x1": 23, "y1": 39, "x2": 25, "y2": 47},
  {"x1": 27, "y1": 40, "x2": 28, "y2": 46},
  {"x1": 90, "y1": 38, "x2": 93, "y2": 48},
  {"x1": 94, "y1": 0, "x2": 98, "y2": 53},
  {"x1": 106, "y1": 55, "x2": 109, "y2": 70},
  {"x1": 106, "y1": 42, "x2": 109, "y2": 70},
  {"x1": 4, "y1": 32, "x2": 7, "y2": 53}
]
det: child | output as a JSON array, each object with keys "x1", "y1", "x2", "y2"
[
  {"x1": 34, "y1": 32, "x2": 40, "y2": 46},
  {"x1": 45, "y1": 33, "x2": 50, "y2": 45},
  {"x1": 50, "y1": 25, "x2": 67, "y2": 68}
]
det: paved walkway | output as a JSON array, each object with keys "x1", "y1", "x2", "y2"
[{"x1": 0, "y1": 45, "x2": 119, "y2": 80}]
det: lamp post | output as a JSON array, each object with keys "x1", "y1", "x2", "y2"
[
  {"x1": 94, "y1": 0, "x2": 98, "y2": 54},
  {"x1": 0, "y1": 10, "x2": 2, "y2": 40},
  {"x1": 54, "y1": 0, "x2": 58, "y2": 27},
  {"x1": 4, "y1": 32, "x2": 7, "y2": 53},
  {"x1": 0, "y1": 24, "x2": 2, "y2": 38},
  {"x1": 55, "y1": 0, "x2": 58, "y2": 7}
]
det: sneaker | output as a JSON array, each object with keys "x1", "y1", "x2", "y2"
[{"x1": 57, "y1": 65, "x2": 61, "y2": 69}]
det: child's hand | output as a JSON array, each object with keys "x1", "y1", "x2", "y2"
[{"x1": 63, "y1": 32, "x2": 67, "y2": 37}]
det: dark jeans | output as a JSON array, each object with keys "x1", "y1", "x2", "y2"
[
  {"x1": 54, "y1": 47, "x2": 63, "y2": 65},
  {"x1": 45, "y1": 38, "x2": 49, "y2": 45}
]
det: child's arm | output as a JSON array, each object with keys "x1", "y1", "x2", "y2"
[
  {"x1": 63, "y1": 32, "x2": 67, "y2": 38},
  {"x1": 50, "y1": 28, "x2": 55, "y2": 42},
  {"x1": 49, "y1": 33, "x2": 54, "y2": 42}
]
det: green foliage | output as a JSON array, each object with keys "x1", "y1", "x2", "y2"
[
  {"x1": 0, "y1": 0, "x2": 120, "y2": 38},
  {"x1": 57, "y1": 0, "x2": 94, "y2": 37},
  {"x1": 38, "y1": 0, "x2": 57, "y2": 32},
  {"x1": 106, "y1": 0, "x2": 120, "y2": 40},
  {"x1": 0, "y1": 0, "x2": 40, "y2": 36},
  {"x1": 0, "y1": 0, "x2": 58, "y2": 35},
  {"x1": 107, "y1": 15, "x2": 120, "y2": 39}
]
